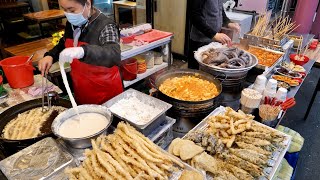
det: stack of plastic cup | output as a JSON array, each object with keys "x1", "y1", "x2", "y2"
[
  {"x1": 263, "y1": 79, "x2": 278, "y2": 99},
  {"x1": 253, "y1": 75, "x2": 267, "y2": 94},
  {"x1": 276, "y1": 88, "x2": 288, "y2": 102}
]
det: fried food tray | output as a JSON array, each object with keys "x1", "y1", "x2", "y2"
[
  {"x1": 59, "y1": 129, "x2": 204, "y2": 180},
  {"x1": 0, "y1": 137, "x2": 75, "y2": 180},
  {"x1": 182, "y1": 106, "x2": 292, "y2": 180},
  {"x1": 104, "y1": 88, "x2": 172, "y2": 134},
  {"x1": 249, "y1": 45, "x2": 285, "y2": 75},
  {"x1": 59, "y1": 116, "x2": 177, "y2": 164}
]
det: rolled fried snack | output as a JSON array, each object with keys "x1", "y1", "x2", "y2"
[{"x1": 66, "y1": 122, "x2": 182, "y2": 180}]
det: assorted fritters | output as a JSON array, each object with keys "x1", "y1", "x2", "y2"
[
  {"x1": 169, "y1": 107, "x2": 288, "y2": 180},
  {"x1": 66, "y1": 122, "x2": 203, "y2": 180},
  {"x1": 2, "y1": 106, "x2": 66, "y2": 140}
]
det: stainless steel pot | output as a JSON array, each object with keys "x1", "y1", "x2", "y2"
[{"x1": 51, "y1": 105, "x2": 113, "y2": 149}]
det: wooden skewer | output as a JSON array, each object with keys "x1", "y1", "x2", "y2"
[
  {"x1": 298, "y1": 35, "x2": 303, "y2": 57},
  {"x1": 287, "y1": 24, "x2": 300, "y2": 35}
]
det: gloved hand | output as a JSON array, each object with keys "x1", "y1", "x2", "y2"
[
  {"x1": 228, "y1": 22, "x2": 241, "y2": 34},
  {"x1": 59, "y1": 47, "x2": 84, "y2": 64}
]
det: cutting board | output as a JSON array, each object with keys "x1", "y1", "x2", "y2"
[{"x1": 134, "y1": 30, "x2": 173, "y2": 43}]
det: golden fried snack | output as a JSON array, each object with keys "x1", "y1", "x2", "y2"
[
  {"x1": 83, "y1": 159, "x2": 101, "y2": 180},
  {"x1": 224, "y1": 163, "x2": 254, "y2": 180},
  {"x1": 100, "y1": 139, "x2": 137, "y2": 177},
  {"x1": 66, "y1": 122, "x2": 186, "y2": 180},
  {"x1": 272, "y1": 75, "x2": 300, "y2": 86},
  {"x1": 168, "y1": 138, "x2": 181, "y2": 155},
  {"x1": 179, "y1": 170, "x2": 203, "y2": 180},
  {"x1": 92, "y1": 140, "x2": 133, "y2": 180},
  {"x1": 159, "y1": 75, "x2": 219, "y2": 101},
  {"x1": 2, "y1": 106, "x2": 66, "y2": 140}
]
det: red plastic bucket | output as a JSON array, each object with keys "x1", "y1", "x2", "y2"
[
  {"x1": 121, "y1": 58, "x2": 138, "y2": 81},
  {"x1": 0, "y1": 56, "x2": 35, "y2": 88}
]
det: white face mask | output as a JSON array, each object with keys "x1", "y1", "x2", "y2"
[{"x1": 64, "y1": 4, "x2": 90, "y2": 26}]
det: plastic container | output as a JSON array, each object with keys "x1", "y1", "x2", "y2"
[
  {"x1": 149, "y1": 116, "x2": 176, "y2": 149},
  {"x1": 136, "y1": 55, "x2": 147, "y2": 74},
  {"x1": 144, "y1": 52, "x2": 154, "y2": 69},
  {"x1": 276, "y1": 88, "x2": 288, "y2": 102},
  {"x1": 265, "y1": 79, "x2": 278, "y2": 93},
  {"x1": 253, "y1": 76, "x2": 266, "y2": 94},
  {"x1": 120, "y1": 35, "x2": 135, "y2": 44},
  {"x1": 154, "y1": 52, "x2": 163, "y2": 65},
  {"x1": 254, "y1": 75, "x2": 267, "y2": 86},
  {"x1": 263, "y1": 89, "x2": 276, "y2": 99},
  {"x1": 120, "y1": 58, "x2": 138, "y2": 81},
  {"x1": 0, "y1": 56, "x2": 34, "y2": 88},
  {"x1": 290, "y1": 54, "x2": 310, "y2": 66}
]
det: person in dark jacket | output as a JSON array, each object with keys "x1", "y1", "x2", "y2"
[
  {"x1": 38, "y1": 0, "x2": 123, "y2": 105},
  {"x1": 188, "y1": 0, "x2": 241, "y2": 69}
]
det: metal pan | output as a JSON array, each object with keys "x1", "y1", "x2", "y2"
[
  {"x1": 152, "y1": 69, "x2": 223, "y2": 105},
  {"x1": 0, "y1": 98, "x2": 71, "y2": 157}
]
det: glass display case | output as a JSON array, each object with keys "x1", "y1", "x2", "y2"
[{"x1": 94, "y1": 0, "x2": 113, "y2": 15}]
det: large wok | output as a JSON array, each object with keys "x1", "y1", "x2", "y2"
[
  {"x1": 0, "y1": 97, "x2": 71, "y2": 157},
  {"x1": 152, "y1": 69, "x2": 223, "y2": 119}
]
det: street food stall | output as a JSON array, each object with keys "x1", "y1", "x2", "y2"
[{"x1": 0, "y1": 10, "x2": 315, "y2": 180}]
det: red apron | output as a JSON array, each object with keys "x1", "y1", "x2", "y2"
[{"x1": 65, "y1": 38, "x2": 123, "y2": 105}]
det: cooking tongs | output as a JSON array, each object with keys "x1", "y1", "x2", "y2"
[{"x1": 41, "y1": 74, "x2": 50, "y2": 112}]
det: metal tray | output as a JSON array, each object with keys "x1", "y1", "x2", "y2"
[
  {"x1": 249, "y1": 45, "x2": 285, "y2": 75},
  {"x1": 104, "y1": 88, "x2": 172, "y2": 130},
  {"x1": 244, "y1": 33, "x2": 289, "y2": 47},
  {"x1": 59, "y1": 116, "x2": 177, "y2": 163},
  {"x1": 0, "y1": 137, "x2": 74, "y2": 180},
  {"x1": 149, "y1": 116, "x2": 176, "y2": 149},
  {"x1": 60, "y1": 129, "x2": 205, "y2": 180},
  {"x1": 182, "y1": 106, "x2": 292, "y2": 180}
]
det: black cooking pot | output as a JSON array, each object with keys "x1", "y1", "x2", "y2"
[
  {"x1": 152, "y1": 69, "x2": 224, "y2": 120},
  {"x1": 0, "y1": 98, "x2": 71, "y2": 157}
]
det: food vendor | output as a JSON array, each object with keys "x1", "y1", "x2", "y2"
[
  {"x1": 38, "y1": 0, "x2": 123, "y2": 105},
  {"x1": 188, "y1": 0, "x2": 241, "y2": 69}
]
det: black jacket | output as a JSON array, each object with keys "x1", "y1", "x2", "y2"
[
  {"x1": 190, "y1": 0, "x2": 231, "y2": 42},
  {"x1": 44, "y1": 8, "x2": 121, "y2": 68}
]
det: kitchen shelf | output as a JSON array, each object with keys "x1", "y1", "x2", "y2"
[
  {"x1": 123, "y1": 63, "x2": 168, "y2": 88},
  {"x1": 121, "y1": 36, "x2": 172, "y2": 60}
]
